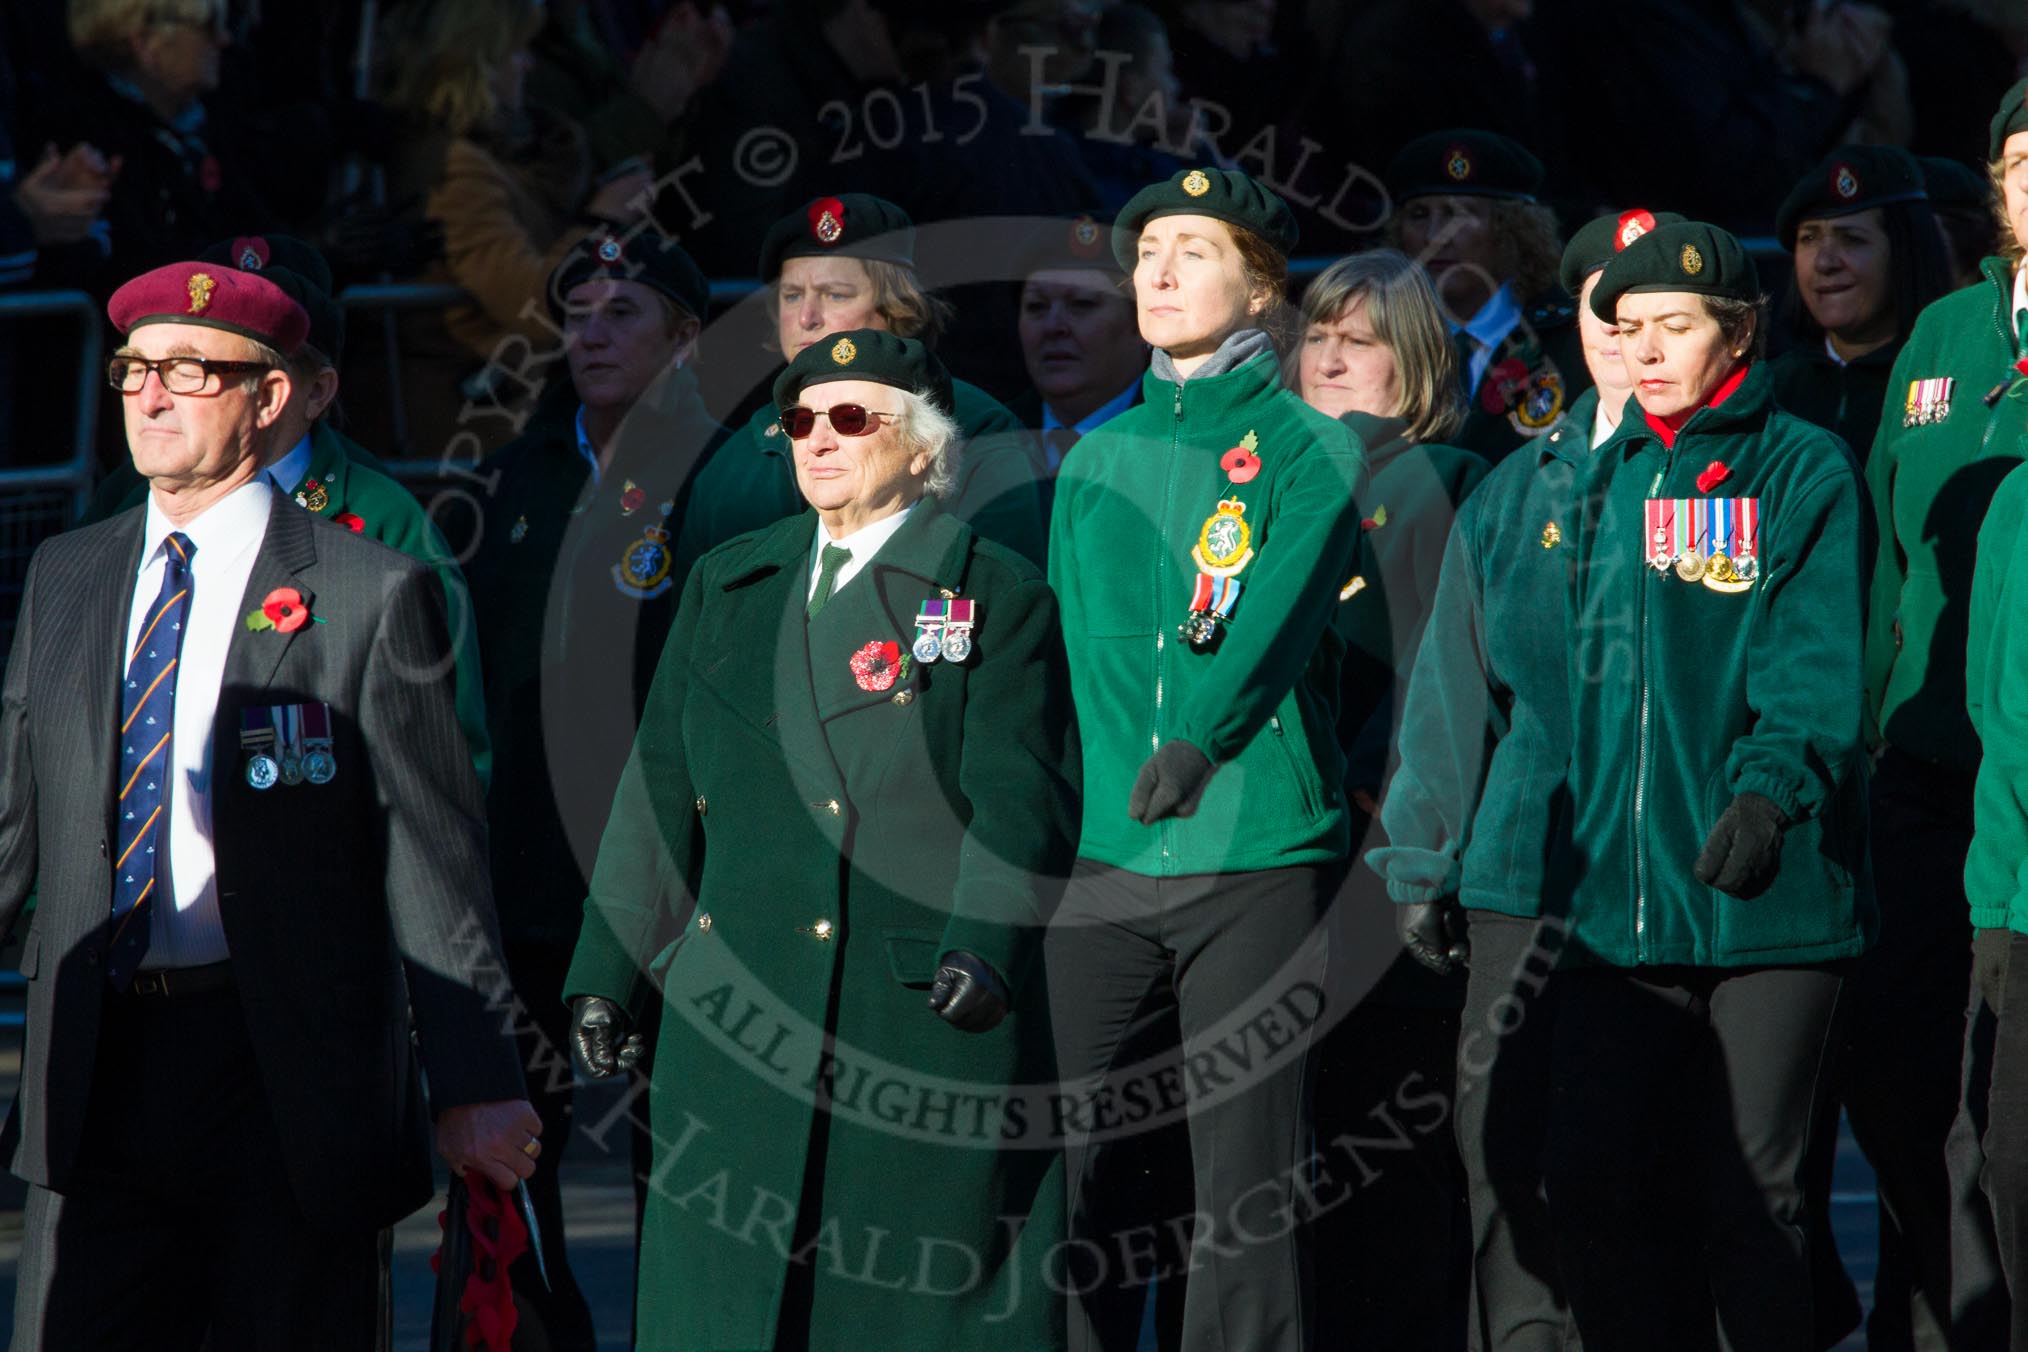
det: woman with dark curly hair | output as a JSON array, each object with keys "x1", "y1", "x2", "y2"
[{"x1": 1385, "y1": 129, "x2": 1588, "y2": 465}]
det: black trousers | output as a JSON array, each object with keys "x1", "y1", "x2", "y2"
[
  {"x1": 1968, "y1": 929, "x2": 2028, "y2": 1349},
  {"x1": 1047, "y1": 860, "x2": 1330, "y2": 1352},
  {"x1": 1456, "y1": 911, "x2": 1576, "y2": 1352},
  {"x1": 1813, "y1": 751, "x2": 1996, "y2": 1352},
  {"x1": 13, "y1": 984, "x2": 378, "y2": 1351},
  {"x1": 503, "y1": 941, "x2": 600, "y2": 1352},
  {"x1": 1543, "y1": 963, "x2": 1846, "y2": 1352}
]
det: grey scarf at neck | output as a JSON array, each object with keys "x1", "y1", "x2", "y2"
[{"x1": 1151, "y1": 328, "x2": 1276, "y2": 384}]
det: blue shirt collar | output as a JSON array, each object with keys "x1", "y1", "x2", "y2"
[
  {"x1": 1042, "y1": 376, "x2": 1141, "y2": 438},
  {"x1": 1455, "y1": 281, "x2": 1521, "y2": 351},
  {"x1": 265, "y1": 434, "x2": 314, "y2": 497},
  {"x1": 574, "y1": 407, "x2": 600, "y2": 485}
]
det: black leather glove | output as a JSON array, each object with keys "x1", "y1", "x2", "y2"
[
  {"x1": 928, "y1": 950, "x2": 1011, "y2": 1033},
  {"x1": 1128, "y1": 740, "x2": 1216, "y2": 824},
  {"x1": 1694, "y1": 792, "x2": 1788, "y2": 898},
  {"x1": 570, "y1": 996, "x2": 645, "y2": 1078},
  {"x1": 1398, "y1": 900, "x2": 1470, "y2": 975}
]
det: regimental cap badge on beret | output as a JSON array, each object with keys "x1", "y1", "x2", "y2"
[
  {"x1": 809, "y1": 196, "x2": 846, "y2": 245},
  {"x1": 187, "y1": 272, "x2": 216, "y2": 314},
  {"x1": 1069, "y1": 214, "x2": 1103, "y2": 258},
  {"x1": 831, "y1": 336, "x2": 857, "y2": 365},
  {"x1": 1833, "y1": 163, "x2": 1860, "y2": 200},
  {"x1": 233, "y1": 237, "x2": 270, "y2": 271},
  {"x1": 1616, "y1": 209, "x2": 1657, "y2": 250},
  {"x1": 597, "y1": 235, "x2": 624, "y2": 263},
  {"x1": 1181, "y1": 170, "x2": 1211, "y2": 197},
  {"x1": 1446, "y1": 145, "x2": 1474, "y2": 182},
  {"x1": 1681, "y1": 244, "x2": 1705, "y2": 276}
]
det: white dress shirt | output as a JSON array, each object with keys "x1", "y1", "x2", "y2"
[
  {"x1": 2013, "y1": 265, "x2": 2027, "y2": 349},
  {"x1": 1591, "y1": 399, "x2": 1617, "y2": 450},
  {"x1": 123, "y1": 479, "x2": 272, "y2": 967},
  {"x1": 807, "y1": 503, "x2": 916, "y2": 605}
]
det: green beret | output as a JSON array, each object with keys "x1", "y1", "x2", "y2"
[
  {"x1": 1110, "y1": 167, "x2": 1297, "y2": 270},
  {"x1": 757, "y1": 194, "x2": 915, "y2": 283},
  {"x1": 198, "y1": 234, "x2": 343, "y2": 362},
  {"x1": 1990, "y1": 77, "x2": 2028, "y2": 162},
  {"x1": 1558, "y1": 208, "x2": 1687, "y2": 298},
  {"x1": 550, "y1": 229, "x2": 710, "y2": 324},
  {"x1": 1385, "y1": 129, "x2": 1543, "y2": 204},
  {"x1": 1774, "y1": 145, "x2": 1928, "y2": 250},
  {"x1": 772, "y1": 328, "x2": 953, "y2": 415},
  {"x1": 1919, "y1": 156, "x2": 1990, "y2": 213},
  {"x1": 1589, "y1": 220, "x2": 1759, "y2": 322},
  {"x1": 1020, "y1": 212, "x2": 1125, "y2": 279}
]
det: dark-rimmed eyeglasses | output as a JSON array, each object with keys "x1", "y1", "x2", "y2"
[
  {"x1": 781, "y1": 403, "x2": 901, "y2": 438},
  {"x1": 108, "y1": 355, "x2": 274, "y2": 396}
]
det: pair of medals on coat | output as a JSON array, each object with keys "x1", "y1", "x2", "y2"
[
  {"x1": 1644, "y1": 496, "x2": 1761, "y2": 594},
  {"x1": 848, "y1": 596, "x2": 979, "y2": 695},
  {"x1": 1180, "y1": 431, "x2": 1266, "y2": 650},
  {"x1": 239, "y1": 702, "x2": 336, "y2": 790}
]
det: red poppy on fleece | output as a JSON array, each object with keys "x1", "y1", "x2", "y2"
[
  {"x1": 333, "y1": 512, "x2": 365, "y2": 533},
  {"x1": 1695, "y1": 461, "x2": 1731, "y2": 493}
]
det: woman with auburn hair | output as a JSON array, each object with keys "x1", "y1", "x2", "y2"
[{"x1": 1047, "y1": 166, "x2": 1366, "y2": 1352}]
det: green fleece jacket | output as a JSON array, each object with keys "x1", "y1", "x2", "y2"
[
  {"x1": 1968, "y1": 461, "x2": 2028, "y2": 933},
  {"x1": 673, "y1": 377, "x2": 1049, "y2": 577},
  {"x1": 1049, "y1": 344, "x2": 1367, "y2": 876},
  {"x1": 1565, "y1": 363, "x2": 1875, "y2": 967},
  {"x1": 1866, "y1": 256, "x2": 2028, "y2": 770},
  {"x1": 1369, "y1": 390, "x2": 1592, "y2": 917}
]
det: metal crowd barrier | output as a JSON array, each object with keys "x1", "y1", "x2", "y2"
[{"x1": 0, "y1": 290, "x2": 102, "y2": 664}]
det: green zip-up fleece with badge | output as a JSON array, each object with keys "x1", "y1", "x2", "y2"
[
  {"x1": 1049, "y1": 348, "x2": 1367, "y2": 876},
  {"x1": 1967, "y1": 461, "x2": 2028, "y2": 934},
  {"x1": 1866, "y1": 255, "x2": 2028, "y2": 769},
  {"x1": 1369, "y1": 389, "x2": 1592, "y2": 917},
  {"x1": 1565, "y1": 363, "x2": 1876, "y2": 967}
]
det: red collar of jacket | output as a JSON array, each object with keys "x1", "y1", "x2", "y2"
[{"x1": 1642, "y1": 361, "x2": 1752, "y2": 449}]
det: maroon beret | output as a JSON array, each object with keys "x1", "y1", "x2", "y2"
[{"x1": 108, "y1": 261, "x2": 311, "y2": 355}]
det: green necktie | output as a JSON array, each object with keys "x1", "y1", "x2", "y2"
[{"x1": 807, "y1": 543, "x2": 852, "y2": 619}]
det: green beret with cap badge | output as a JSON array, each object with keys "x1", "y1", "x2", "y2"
[
  {"x1": 1558, "y1": 207, "x2": 1688, "y2": 299},
  {"x1": 1109, "y1": 167, "x2": 1297, "y2": 270},
  {"x1": 1385, "y1": 129, "x2": 1544, "y2": 204},
  {"x1": 772, "y1": 328, "x2": 954, "y2": 414},
  {"x1": 1589, "y1": 220, "x2": 1759, "y2": 322},
  {"x1": 758, "y1": 193, "x2": 916, "y2": 283},
  {"x1": 1774, "y1": 144, "x2": 1928, "y2": 251},
  {"x1": 1989, "y1": 77, "x2": 2028, "y2": 163}
]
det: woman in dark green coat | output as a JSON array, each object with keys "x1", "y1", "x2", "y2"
[
  {"x1": 1547, "y1": 220, "x2": 1874, "y2": 1350},
  {"x1": 565, "y1": 330, "x2": 1079, "y2": 1351},
  {"x1": 1046, "y1": 167, "x2": 1365, "y2": 1352}
]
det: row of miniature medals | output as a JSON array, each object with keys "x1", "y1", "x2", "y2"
[
  {"x1": 1644, "y1": 497, "x2": 1762, "y2": 593},
  {"x1": 239, "y1": 702, "x2": 336, "y2": 790}
]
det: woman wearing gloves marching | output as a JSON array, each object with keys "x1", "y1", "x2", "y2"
[
  {"x1": 1545, "y1": 220, "x2": 1875, "y2": 1351},
  {"x1": 1046, "y1": 167, "x2": 1366, "y2": 1352},
  {"x1": 1369, "y1": 205, "x2": 1681, "y2": 1352}
]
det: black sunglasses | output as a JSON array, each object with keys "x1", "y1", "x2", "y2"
[
  {"x1": 781, "y1": 403, "x2": 901, "y2": 438},
  {"x1": 108, "y1": 355, "x2": 275, "y2": 395}
]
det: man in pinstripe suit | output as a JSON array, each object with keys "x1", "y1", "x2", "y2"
[{"x1": 0, "y1": 261, "x2": 539, "y2": 1348}]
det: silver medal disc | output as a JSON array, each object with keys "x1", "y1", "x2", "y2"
[
  {"x1": 940, "y1": 628, "x2": 973, "y2": 663},
  {"x1": 278, "y1": 754, "x2": 305, "y2": 787},
  {"x1": 247, "y1": 754, "x2": 279, "y2": 791},
  {"x1": 304, "y1": 749, "x2": 336, "y2": 785},
  {"x1": 912, "y1": 631, "x2": 942, "y2": 664}
]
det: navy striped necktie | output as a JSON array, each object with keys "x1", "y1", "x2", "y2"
[{"x1": 107, "y1": 531, "x2": 196, "y2": 988}]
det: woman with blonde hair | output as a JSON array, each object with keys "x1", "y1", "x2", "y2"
[
  {"x1": 360, "y1": 0, "x2": 649, "y2": 458},
  {"x1": 1294, "y1": 246, "x2": 1489, "y2": 1346}
]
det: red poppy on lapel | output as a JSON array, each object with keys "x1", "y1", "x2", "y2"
[
  {"x1": 261, "y1": 587, "x2": 311, "y2": 633},
  {"x1": 850, "y1": 640, "x2": 903, "y2": 692},
  {"x1": 1696, "y1": 461, "x2": 1731, "y2": 493}
]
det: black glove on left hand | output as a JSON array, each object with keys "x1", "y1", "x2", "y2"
[
  {"x1": 1128, "y1": 740, "x2": 1216, "y2": 824},
  {"x1": 1398, "y1": 900, "x2": 1470, "y2": 975},
  {"x1": 928, "y1": 950, "x2": 1011, "y2": 1032},
  {"x1": 1693, "y1": 792, "x2": 1788, "y2": 898}
]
